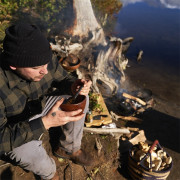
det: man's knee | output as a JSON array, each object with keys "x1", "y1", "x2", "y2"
[
  {"x1": 8, "y1": 140, "x2": 56, "y2": 179},
  {"x1": 9, "y1": 141, "x2": 42, "y2": 162}
]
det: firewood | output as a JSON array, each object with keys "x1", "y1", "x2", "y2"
[
  {"x1": 122, "y1": 92, "x2": 146, "y2": 106},
  {"x1": 83, "y1": 127, "x2": 130, "y2": 135},
  {"x1": 110, "y1": 111, "x2": 143, "y2": 124},
  {"x1": 127, "y1": 127, "x2": 139, "y2": 131},
  {"x1": 129, "y1": 130, "x2": 146, "y2": 145},
  {"x1": 118, "y1": 116, "x2": 142, "y2": 124}
]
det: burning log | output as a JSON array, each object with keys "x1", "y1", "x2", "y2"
[
  {"x1": 118, "y1": 90, "x2": 153, "y2": 116},
  {"x1": 122, "y1": 92, "x2": 146, "y2": 106}
]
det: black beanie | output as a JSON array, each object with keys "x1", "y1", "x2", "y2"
[{"x1": 2, "y1": 22, "x2": 52, "y2": 67}]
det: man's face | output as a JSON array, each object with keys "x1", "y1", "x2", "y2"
[{"x1": 12, "y1": 64, "x2": 48, "y2": 81}]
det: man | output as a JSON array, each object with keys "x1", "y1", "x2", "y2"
[{"x1": 0, "y1": 22, "x2": 92, "y2": 180}]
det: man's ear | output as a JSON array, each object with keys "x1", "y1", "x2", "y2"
[{"x1": 10, "y1": 66, "x2": 17, "y2": 70}]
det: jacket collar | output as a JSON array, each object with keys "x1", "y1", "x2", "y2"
[{"x1": 4, "y1": 69, "x2": 26, "y2": 89}]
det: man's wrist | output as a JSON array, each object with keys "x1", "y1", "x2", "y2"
[{"x1": 42, "y1": 116, "x2": 50, "y2": 130}]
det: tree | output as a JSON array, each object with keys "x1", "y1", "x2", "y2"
[
  {"x1": 51, "y1": 0, "x2": 133, "y2": 94},
  {"x1": 0, "y1": 0, "x2": 133, "y2": 94}
]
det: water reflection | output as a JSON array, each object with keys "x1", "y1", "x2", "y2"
[
  {"x1": 121, "y1": 0, "x2": 180, "y2": 9},
  {"x1": 114, "y1": 1, "x2": 180, "y2": 76}
]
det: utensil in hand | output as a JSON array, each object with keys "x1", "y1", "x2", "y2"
[{"x1": 66, "y1": 84, "x2": 84, "y2": 104}]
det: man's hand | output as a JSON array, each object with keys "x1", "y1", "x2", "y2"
[
  {"x1": 42, "y1": 98, "x2": 85, "y2": 130},
  {"x1": 71, "y1": 79, "x2": 92, "y2": 96}
]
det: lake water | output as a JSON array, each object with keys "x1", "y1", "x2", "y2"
[
  {"x1": 111, "y1": 1, "x2": 180, "y2": 104},
  {"x1": 114, "y1": 1, "x2": 179, "y2": 75}
]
